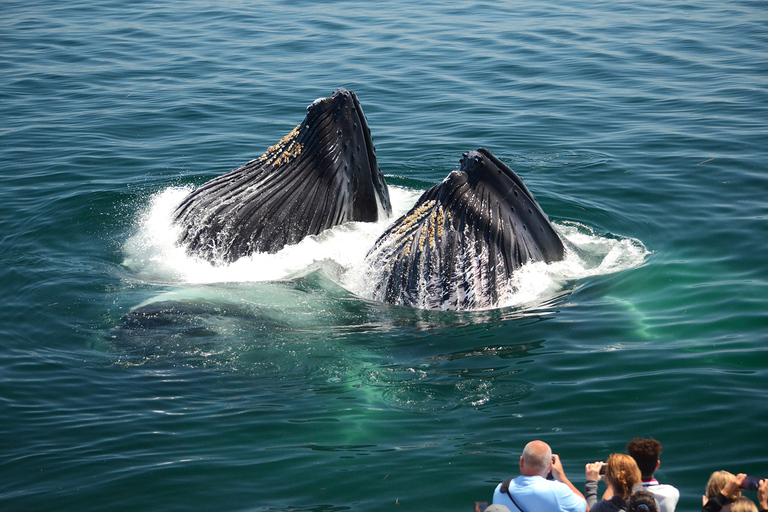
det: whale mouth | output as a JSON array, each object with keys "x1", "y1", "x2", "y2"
[
  {"x1": 172, "y1": 88, "x2": 392, "y2": 263},
  {"x1": 307, "y1": 88, "x2": 392, "y2": 219},
  {"x1": 349, "y1": 93, "x2": 380, "y2": 189},
  {"x1": 363, "y1": 147, "x2": 567, "y2": 310},
  {"x1": 349, "y1": 90, "x2": 392, "y2": 219},
  {"x1": 461, "y1": 148, "x2": 539, "y2": 206}
]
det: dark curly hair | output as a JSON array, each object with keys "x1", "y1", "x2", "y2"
[
  {"x1": 628, "y1": 491, "x2": 658, "y2": 512},
  {"x1": 626, "y1": 437, "x2": 662, "y2": 478}
]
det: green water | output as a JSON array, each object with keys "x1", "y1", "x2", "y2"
[{"x1": 1, "y1": 1, "x2": 767, "y2": 511}]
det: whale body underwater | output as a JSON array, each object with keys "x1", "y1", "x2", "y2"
[{"x1": 171, "y1": 88, "x2": 570, "y2": 311}]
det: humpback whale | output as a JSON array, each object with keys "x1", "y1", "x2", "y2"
[
  {"x1": 363, "y1": 148, "x2": 567, "y2": 310},
  {"x1": 173, "y1": 88, "x2": 392, "y2": 263}
]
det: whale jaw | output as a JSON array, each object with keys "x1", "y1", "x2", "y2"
[
  {"x1": 364, "y1": 148, "x2": 566, "y2": 310},
  {"x1": 173, "y1": 88, "x2": 391, "y2": 263}
]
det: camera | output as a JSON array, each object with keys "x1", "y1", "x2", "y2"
[
  {"x1": 740, "y1": 476, "x2": 764, "y2": 491},
  {"x1": 599, "y1": 463, "x2": 607, "y2": 475},
  {"x1": 546, "y1": 456, "x2": 556, "y2": 480}
]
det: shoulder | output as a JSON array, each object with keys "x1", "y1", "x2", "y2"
[
  {"x1": 492, "y1": 482, "x2": 514, "y2": 509},
  {"x1": 492, "y1": 479, "x2": 511, "y2": 498},
  {"x1": 520, "y1": 476, "x2": 570, "y2": 494},
  {"x1": 656, "y1": 484, "x2": 680, "y2": 496},
  {"x1": 592, "y1": 497, "x2": 627, "y2": 512},
  {"x1": 548, "y1": 480, "x2": 587, "y2": 512},
  {"x1": 546, "y1": 478, "x2": 577, "y2": 494},
  {"x1": 646, "y1": 484, "x2": 680, "y2": 501},
  {"x1": 702, "y1": 492, "x2": 732, "y2": 512}
]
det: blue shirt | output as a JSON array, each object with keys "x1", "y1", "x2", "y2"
[{"x1": 493, "y1": 475, "x2": 587, "y2": 512}]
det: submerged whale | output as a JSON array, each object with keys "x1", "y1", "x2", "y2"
[
  {"x1": 173, "y1": 88, "x2": 392, "y2": 263},
  {"x1": 363, "y1": 148, "x2": 567, "y2": 310}
]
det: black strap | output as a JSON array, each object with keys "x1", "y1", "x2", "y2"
[{"x1": 500, "y1": 479, "x2": 527, "y2": 512}]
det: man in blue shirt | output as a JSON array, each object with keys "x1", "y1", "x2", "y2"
[{"x1": 492, "y1": 440, "x2": 587, "y2": 512}]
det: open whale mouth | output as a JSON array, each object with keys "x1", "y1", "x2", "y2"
[
  {"x1": 349, "y1": 92, "x2": 381, "y2": 197},
  {"x1": 363, "y1": 147, "x2": 567, "y2": 310},
  {"x1": 349, "y1": 91, "x2": 392, "y2": 219},
  {"x1": 461, "y1": 148, "x2": 539, "y2": 207},
  {"x1": 306, "y1": 88, "x2": 392, "y2": 220},
  {"x1": 172, "y1": 88, "x2": 392, "y2": 263}
]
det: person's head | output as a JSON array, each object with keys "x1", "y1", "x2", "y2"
[
  {"x1": 605, "y1": 453, "x2": 642, "y2": 498},
  {"x1": 705, "y1": 470, "x2": 742, "y2": 501},
  {"x1": 723, "y1": 497, "x2": 758, "y2": 512},
  {"x1": 628, "y1": 491, "x2": 658, "y2": 512},
  {"x1": 519, "y1": 440, "x2": 552, "y2": 477},
  {"x1": 626, "y1": 437, "x2": 662, "y2": 479}
]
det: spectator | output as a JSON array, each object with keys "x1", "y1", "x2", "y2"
[
  {"x1": 492, "y1": 440, "x2": 586, "y2": 512},
  {"x1": 628, "y1": 491, "x2": 659, "y2": 512},
  {"x1": 703, "y1": 471, "x2": 743, "y2": 512},
  {"x1": 724, "y1": 497, "x2": 758, "y2": 512},
  {"x1": 585, "y1": 453, "x2": 642, "y2": 512},
  {"x1": 626, "y1": 438, "x2": 679, "y2": 512},
  {"x1": 702, "y1": 473, "x2": 768, "y2": 512}
]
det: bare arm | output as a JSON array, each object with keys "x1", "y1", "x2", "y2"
[
  {"x1": 758, "y1": 478, "x2": 768, "y2": 511},
  {"x1": 722, "y1": 473, "x2": 746, "y2": 500},
  {"x1": 552, "y1": 454, "x2": 586, "y2": 501}
]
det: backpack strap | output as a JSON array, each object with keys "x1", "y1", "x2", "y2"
[{"x1": 499, "y1": 479, "x2": 527, "y2": 512}]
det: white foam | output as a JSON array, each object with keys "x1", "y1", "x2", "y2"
[
  {"x1": 494, "y1": 222, "x2": 649, "y2": 309},
  {"x1": 123, "y1": 186, "x2": 422, "y2": 284},
  {"x1": 123, "y1": 187, "x2": 648, "y2": 308}
]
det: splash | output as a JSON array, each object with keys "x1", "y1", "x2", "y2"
[
  {"x1": 123, "y1": 186, "x2": 648, "y2": 309},
  {"x1": 123, "y1": 186, "x2": 421, "y2": 284},
  {"x1": 495, "y1": 222, "x2": 649, "y2": 309}
]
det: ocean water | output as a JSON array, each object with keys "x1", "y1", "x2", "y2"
[{"x1": 1, "y1": 1, "x2": 767, "y2": 511}]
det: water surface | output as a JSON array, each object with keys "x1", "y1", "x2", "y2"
[{"x1": 1, "y1": 1, "x2": 767, "y2": 511}]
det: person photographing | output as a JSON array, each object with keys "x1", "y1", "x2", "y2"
[
  {"x1": 585, "y1": 453, "x2": 642, "y2": 512},
  {"x1": 492, "y1": 440, "x2": 586, "y2": 512}
]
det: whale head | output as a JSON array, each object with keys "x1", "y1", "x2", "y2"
[
  {"x1": 364, "y1": 148, "x2": 566, "y2": 310},
  {"x1": 173, "y1": 88, "x2": 391, "y2": 263},
  {"x1": 303, "y1": 88, "x2": 392, "y2": 221}
]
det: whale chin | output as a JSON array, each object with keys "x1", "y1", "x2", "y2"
[
  {"x1": 363, "y1": 148, "x2": 567, "y2": 311},
  {"x1": 173, "y1": 88, "x2": 391, "y2": 264}
]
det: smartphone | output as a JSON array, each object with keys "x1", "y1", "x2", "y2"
[{"x1": 740, "y1": 476, "x2": 762, "y2": 491}]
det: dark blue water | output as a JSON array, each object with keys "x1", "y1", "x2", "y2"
[{"x1": 2, "y1": 1, "x2": 767, "y2": 511}]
